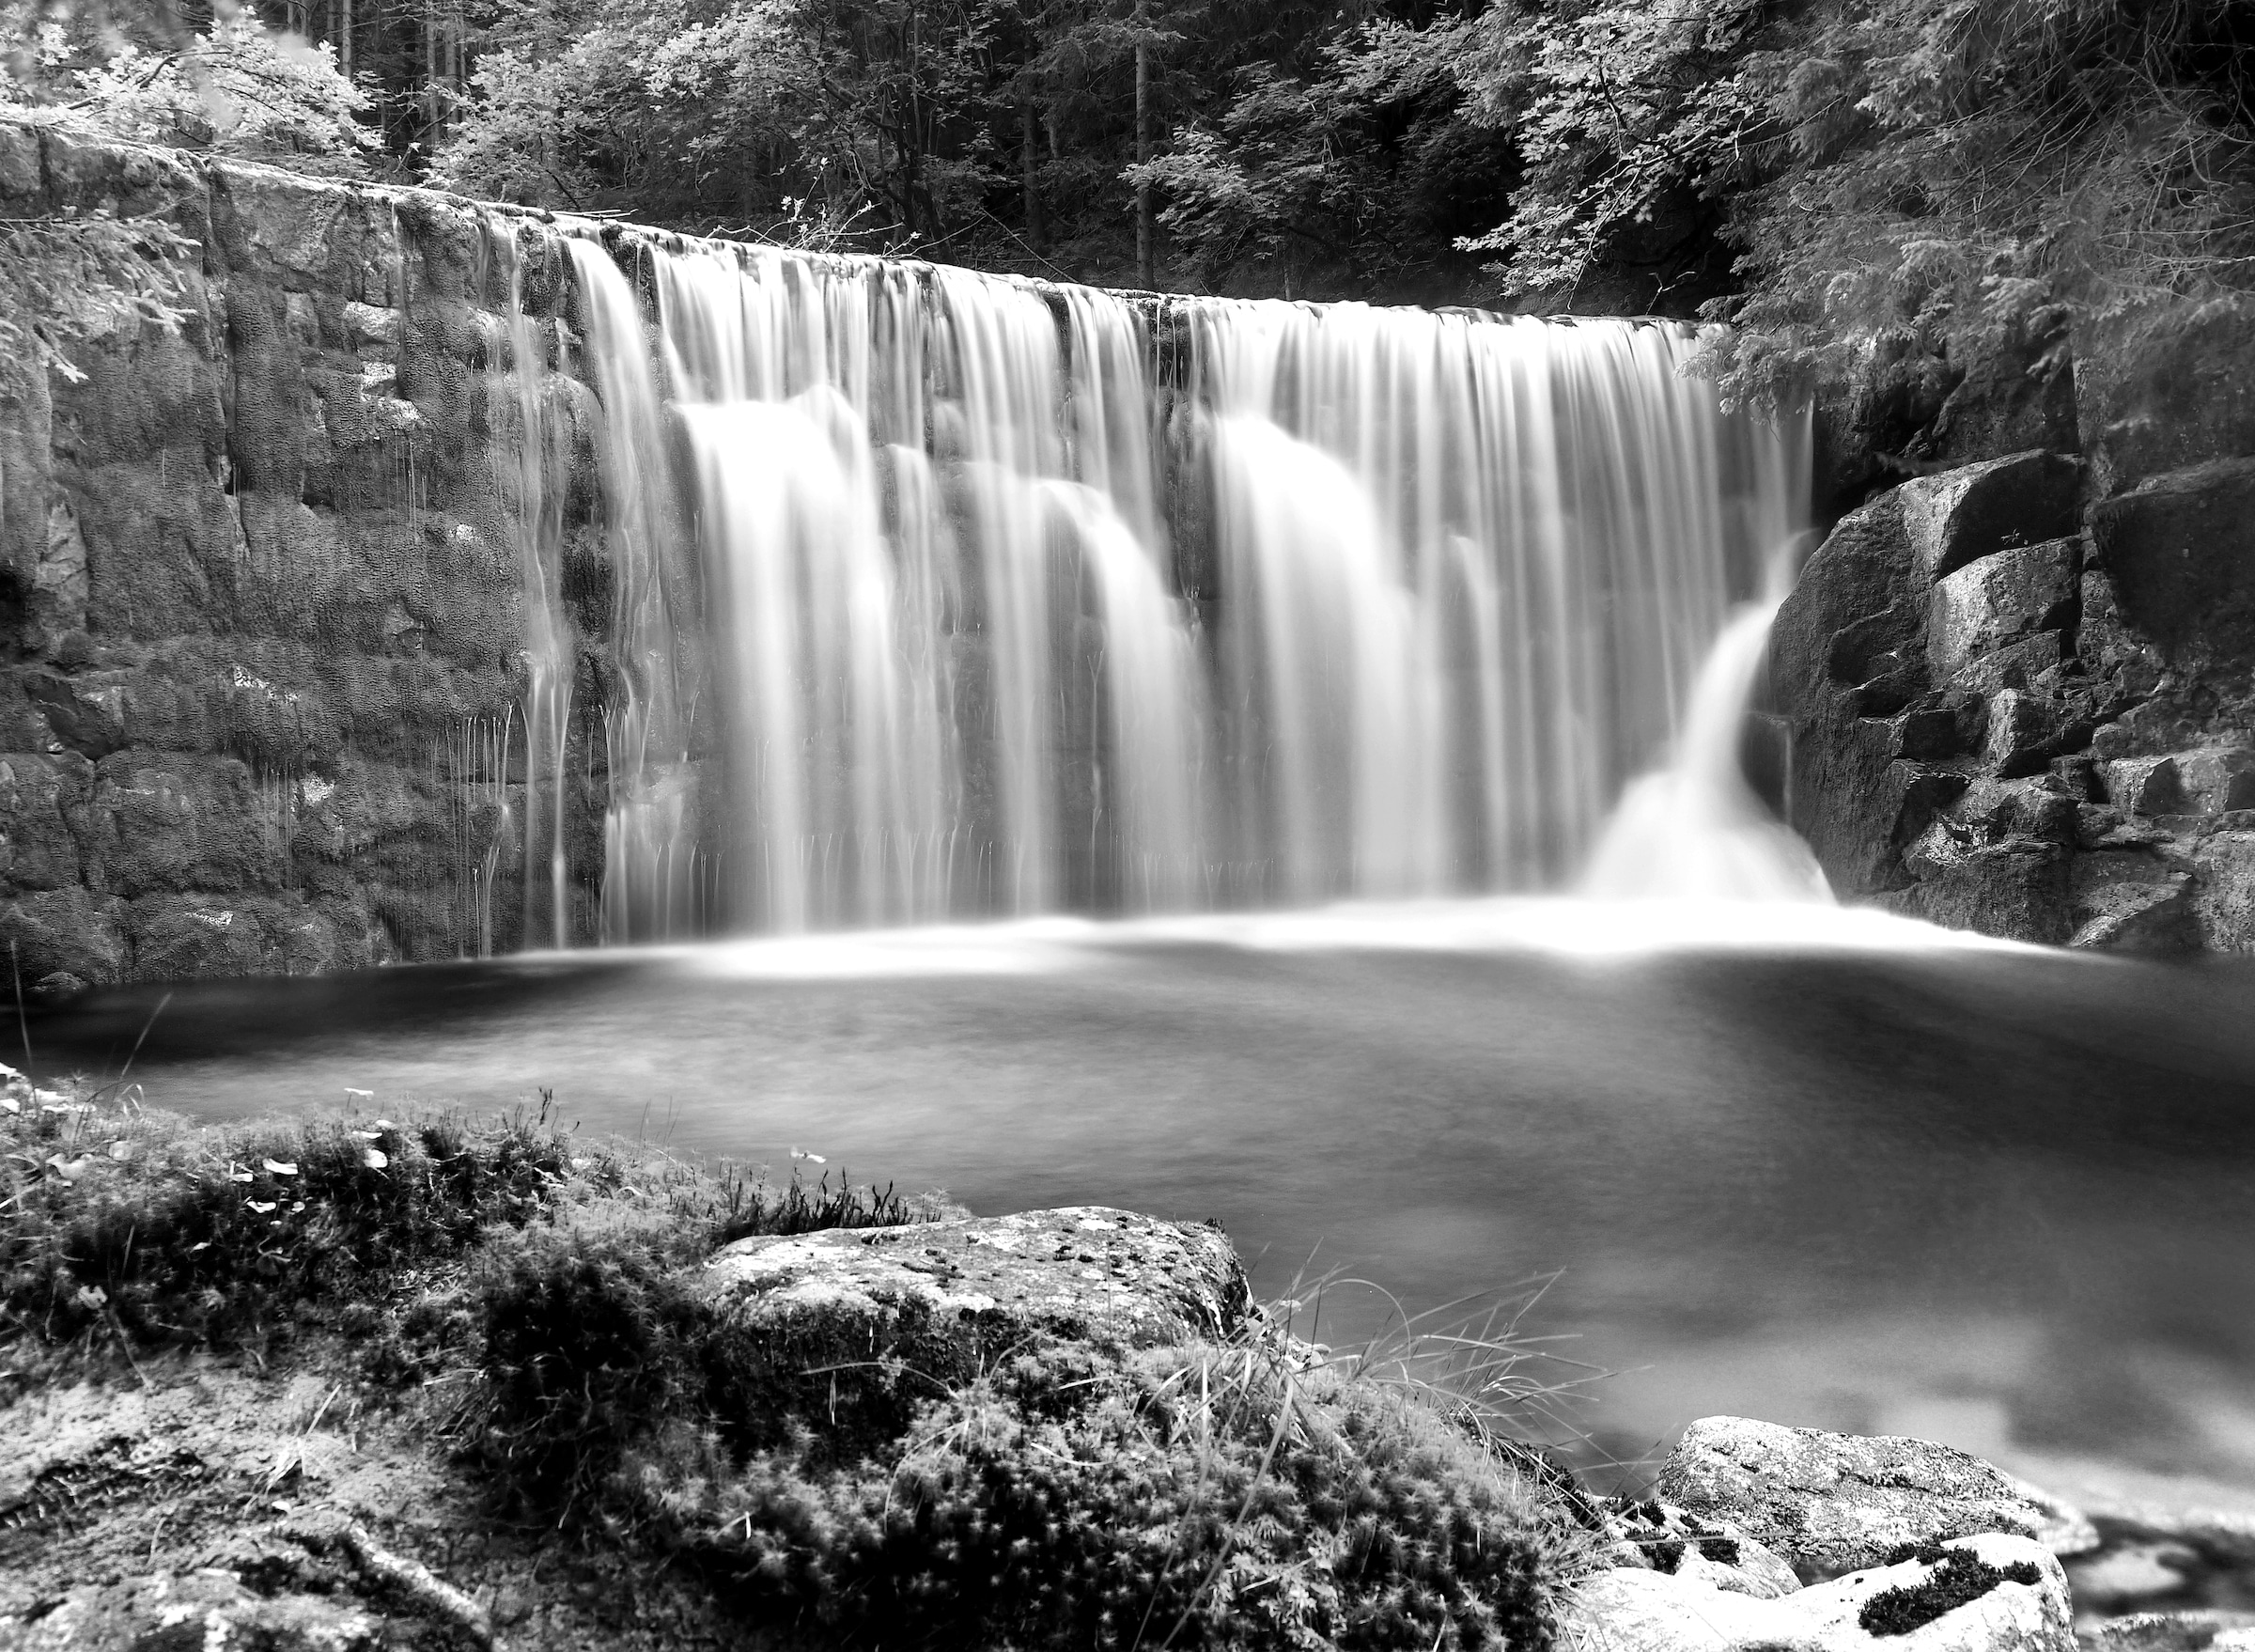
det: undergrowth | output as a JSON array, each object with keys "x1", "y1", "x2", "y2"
[{"x1": 0, "y1": 1073, "x2": 934, "y2": 1354}]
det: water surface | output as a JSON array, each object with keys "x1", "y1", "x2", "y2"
[{"x1": 27, "y1": 900, "x2": 2255, "y2": 1501}]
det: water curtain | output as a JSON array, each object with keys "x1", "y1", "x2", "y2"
[{"x1": 533, "y1": 232, "x2": 1805, "y2": 939}]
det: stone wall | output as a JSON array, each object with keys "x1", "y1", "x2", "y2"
[
  {"x1": 0, "y1": 119, "x2": 613, "y2": 991},
  {"x1": 1775, "y1": 303, "x2": 2255, "y2": 949}
]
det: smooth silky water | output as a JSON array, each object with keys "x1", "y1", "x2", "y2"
[
  {"x1": 31, "y1": 233, "x2": 2255, "y2": 1509},
  {"x1": 25, "y1": 916, "x2": 2255, "y2": 1505}
]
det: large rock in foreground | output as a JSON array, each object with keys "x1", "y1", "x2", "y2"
[
  {"x1": 699, "y1": 1205, "x2": 1250, "y2": 1347},
  {"x1": 692, "y1": 1206, "x2": 1252, "y2": 1450},
  {"x1": 1658, "y1": 1416, "x2": 2095, "y2": 1581}
]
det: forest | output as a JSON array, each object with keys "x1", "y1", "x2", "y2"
[{"x1": 8, "y1": 0, "x2": 2255, "y2": 408}]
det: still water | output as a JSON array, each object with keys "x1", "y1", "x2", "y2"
[{"x1": 24, "y1": 900, "x2": 2255, "y2": 1505}]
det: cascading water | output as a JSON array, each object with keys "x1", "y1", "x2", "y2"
[
  {"x1": 1582, "y1": 550, "x2": 1835, "y2": 903},
  {"x1": 515, "y1": 227, "x2": 1807, "y2": 942}
]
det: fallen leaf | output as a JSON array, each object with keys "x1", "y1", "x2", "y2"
[
  {"x1": 107, "y1": 1139, "x2": 134, "y2": 1160},
  {"x1": 229, "y1": 1164, "x2": 255, "y2": 1183},
  {"x1": 263, "y1": 1159, "x2": 299, "y2": 1177},
  {"x1": 0, "y1": 1099, "x2": 17, "y2": 1116},
  {"x1": 364, "y1": 1147, "x2": 389, "y2": 1169},
  {"x1": 345, "y1": 1087, "x2": 373, "y2": 1101},
  {"x1": 246, "y1": 1199, "x2": 277, "y2": 1213}
]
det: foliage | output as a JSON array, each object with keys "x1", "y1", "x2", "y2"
[
  {"x1": 3, "y1": 4, "x2": 376, "y2": 174},
  {"x1": 0, "y1": 205, "x2": 194, "y2": 396},
  {"x1": 1137, "y1": 18, "x2": 1518, "y2": 299}
]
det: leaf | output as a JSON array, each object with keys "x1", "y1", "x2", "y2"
[
  {"x1": 346, "y1": 1087, "x2": 373, "y2": 1100},
  {"x1": 263, "y1": 1159, "x2": 299, "y2": 1176},
  {"x1": 0, "y1": 1098, "x2": 17, "y2": 1115},
  {"x1": 108, "y1": 1139, "x2": 134, "y2": 1160},
  {"x1": 246, "y1": 1199, "x2": 278, "y2": 1213},
  {"x1": 364, "y1": 1147, "x2": 388, "y2": 1169}
]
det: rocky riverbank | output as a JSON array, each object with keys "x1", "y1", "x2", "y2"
[
  {"x1": 6, "y1": 1093, "x2": 2251, "y2": 1651},
  {"x1": 1774, "y1": 302, "x2": 2255, "y2": 949}
]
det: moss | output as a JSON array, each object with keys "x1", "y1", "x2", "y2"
[
  {"x1": 0, "y1": 1085, "x2": 930, "y2": 1357},
  {"x1": 613, "y1": 1336, "x2": 1578, "y2": 1651},
  {"x1": 1859, "y1": 1547, "x2": 2043, "y2": 1636}
]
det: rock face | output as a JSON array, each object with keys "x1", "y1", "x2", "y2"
[
  {"x1": 0, "y1": 117, "x2": 614, "y2": 982},
  {"x1": 1658, "y1": 1417, "x2": 2096, "y2": 1580},
  {"x1": 1782, "y1": 286, "x2": 2255, "y2": 949}
]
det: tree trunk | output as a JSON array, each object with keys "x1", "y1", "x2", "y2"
[
  {"x1": 1134, "y1": 0, "x2": 1153, "y2": 288},
  {"x1": 336, "y1": 0, "x2": 352, "y2": 77},
  {"x1": 1022, "y1": 104, "x2": 1044, "y2": 251}
]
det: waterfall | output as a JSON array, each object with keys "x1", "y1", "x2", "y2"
[
  {"x1": 521, "y1": 229, "x2": 1804, "y2": 939},
  {"x1": 1581, "y1": 553, "x2": 1835, "y2": 903}
]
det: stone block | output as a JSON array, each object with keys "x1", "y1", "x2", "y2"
[
  {"x1": 1927, "y1": 538, "x2": 2079, "y2": 683},
  {"x1": 2088, "y1": 458, "x2": 2255, "y2": 667},
  {"x1": 1899, "y1": 452, "x2": 2083, "y2": 587},
  {"x1": 2105, "y1": 756, "x2": 2186, "y2": 816},
  {"x1": 1658, "y1": 1416, "x2": 2090, "y2": 1580},
  {"x1": 2175, "y1": 748, "x2": 2255, "y2": 815}
]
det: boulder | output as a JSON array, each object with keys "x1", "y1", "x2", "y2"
[
  {"x1": 1657, "y1": 1417, "x2": 2089, "y2": 1580},
  {"x1": 692, "y1": 1207, "x2": 1251, "y2": 1451},
  {"x1": 1563, "y1": 1534, "x2": 2074, "y2": 1652},
  {"x1": 1901, "y1": 829, "x2": 2073, "y2": 943},
  {"x1": 700, "y1": 1206, "x2": 1247, "y2": 1348},
  {"x1": 0, "y1": 1569, "x2": 380, "y2": 1652},
  {"x1": 2069, "y1": 853, "x2": 2197, "y2": 953},
  {"x1": 1899, "y1": 453, "x2": 2083, "y2": 587},
  {"x1": 1926, "y1": 539, "x2": 2079, "y2": 683},
  {"x1": 2088, "y1": 460, "x2": 2255, "y2": 668}
]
